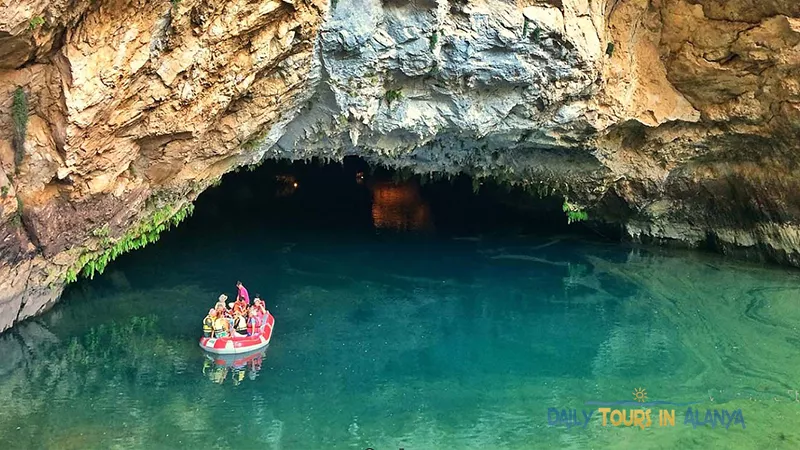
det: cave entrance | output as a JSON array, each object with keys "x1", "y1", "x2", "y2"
[{"x1": 184, "y1": 156, "x2": 615, "y2": 241}]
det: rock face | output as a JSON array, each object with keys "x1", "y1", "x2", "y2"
[
  {"x1": 0, "y1": 0, "x2": 325, "y2": 332},
  {"x1": 0, "y1": 0, "x2": 798, "y2": 332}
]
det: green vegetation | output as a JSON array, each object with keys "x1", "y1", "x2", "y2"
[
  {"x1": 606, "y1": 42, "x2": 615, "y2": 56},
  {"x1": 65, "y1": 203, "x2": 195, "y2": 283},
  {"x1": 91, "y1": 224, "x2": 111, "y2": 246},
  {"x1": 13, "y1": 192, "x2": 24, "y2": 228},
  {"x1": 331, "y1": 0, "x2": 338, "y2": 9},
  {"x1": 11, "y1": 87, "x2": 28, "y2": 174},
  {"x1": 384, "y1": 89, "x2": 402, "y2": 106},
  {"x1": 29, "y1": 16, "x2": 44, "y2": 30},
  {"x1": 428, "y1": 61, "x2": 440, "y2": 76},
  {"x1": 242, "y1": 129, "x2": 270, "y2": 152},
  {"x1": 472, "y1": 177, "x2": 483, "y2": 194},
  {"x1": 562, "y1": 199, "x2": 588, "y2": 224},
  {"x1": 1, "y1": 185, "x2": 8, "y2": 198},
  {"x1": 521, "y1": 19, "x2": 543, "y2": 42},
  {"x1": 91, "y1": 224, "x2": 109, "y2": 238},
  {"x1": 429, "y1": 31, "x2": 438, "y2": 51},
  {"x1": 9, "y1": 197, "x2": 24, "y2": 227},
  {"x1": 242, "y1": 138, "x2": 259, "y2": 152}
]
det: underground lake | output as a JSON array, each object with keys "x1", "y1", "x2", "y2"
[{"x1": 0, "y1": 160, "x2": 798, "y2": 450}]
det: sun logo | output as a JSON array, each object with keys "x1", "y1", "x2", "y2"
[{"x1": 633, "y1": 388, "x2": 648, "y2": 403}]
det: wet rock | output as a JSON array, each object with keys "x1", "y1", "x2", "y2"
[{"x1": 0, "y1": 0, "x2": 799, "y2": 333}]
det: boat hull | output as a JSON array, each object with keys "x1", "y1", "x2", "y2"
[{"x1": 199, "y1": 312, "x2": 275, "y2": 354}]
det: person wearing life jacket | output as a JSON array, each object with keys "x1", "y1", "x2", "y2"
[
  {"x1": 203, "y1": 309, "x2": 215, "y2": 337},
  {"x1": 213, "y1": 312, "x2": 230, "y2": 338},
  {"x1": 233, "y1": 298, "x2": 246, "y2": 317},
  {"x1": 247, "y1": 308, "x2": 261, "y2": 336},
  {"x1": 233, "y1": 312, "x2": 247, "y2": 336}
]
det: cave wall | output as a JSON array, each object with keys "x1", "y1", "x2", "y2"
[
  {"x1": 0, "y1": 0, "x2": 325, "y2": 332},
  {"x1": 0, "y1": 0, "x2": 798, "y2": 332},
  {"x1": 272, "y1": 0, "x2": 800, "y2": 261}
]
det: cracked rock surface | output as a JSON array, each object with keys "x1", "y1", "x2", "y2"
[{"x1": 0, "y1": 0, "x2": 799, "y2": 332}]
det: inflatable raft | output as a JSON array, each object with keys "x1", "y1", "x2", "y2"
[{"x1": 199, "y1": 311, "x2": 275, "y2": 354}]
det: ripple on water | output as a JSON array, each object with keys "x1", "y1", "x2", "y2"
[{"x1": 0, "y1": 238, "x2": 799, "y2": 449}]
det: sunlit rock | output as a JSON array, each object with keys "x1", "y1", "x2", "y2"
[{"x1": 0, "y1": 0, "x2": 799, "y2": 331}]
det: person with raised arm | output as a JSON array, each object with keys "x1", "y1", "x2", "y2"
[{"x1": 236, "y1": 281, "x2": 250, "y2": 305}]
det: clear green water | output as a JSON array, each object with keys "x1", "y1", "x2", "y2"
[{"x1": 1, "y1": 164, "x2": 799, "y2": 449}]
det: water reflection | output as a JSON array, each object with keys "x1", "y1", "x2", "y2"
[
  {"x1": 370, "y1": 180, "x2": 433, "y2": 231},
  {"x1": 3, "y1": 220, "x2": 800, "y2": 448},
  {"x1": 202, "y1": 349, "x2": 266, "y2": 385}
]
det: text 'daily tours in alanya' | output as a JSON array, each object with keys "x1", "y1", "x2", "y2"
[{"x1": 543, "y1": 387, "x2": 782, "y2": 431}]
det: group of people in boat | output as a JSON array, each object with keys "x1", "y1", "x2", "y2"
[{"x1": 202, "y1": 281, "x2": 269, "y2": 338}]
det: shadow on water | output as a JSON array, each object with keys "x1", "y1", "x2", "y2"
[{"x1": 1, "y1": 158, "x2": 799, "y2": 449}]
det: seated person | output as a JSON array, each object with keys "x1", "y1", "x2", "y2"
[
  {"x1": 233, "y1": 312, "x2": 248, "y2": 336},
  {"x1": 255, "y1": 295, "x2": 269, "y2": 313},
  {"x1": 247, "y1": 309, "x2": 261, "y2": 336},
  {"x1": 233, "y1": 298, "x2": 246, "y2": 316},
  {"x1": 213, "y1": 313, "x2": 230, "y2": 337},
  {"x1": 203, "y1": 309, "x2": 216, "y2": 337},
  {"x1": 253, "y1": 299, "x2": 268, "y2": 331},
  {"x1": 226, "y1": 303, "x2": 236, "y2": 330},
  {"x1": 215, "y1": 294, "x2": 228, "y2": 315},
  {"x1": 253, "y1": 298, "x2": 267, "y2": 315}
]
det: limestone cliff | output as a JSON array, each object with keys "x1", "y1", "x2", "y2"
[
  {"x1": 0, "y1": 0, "x2": 798, "y2": 332},
  {"x1": 0, "y1": 0, "x2": 325, "y2": 331}
]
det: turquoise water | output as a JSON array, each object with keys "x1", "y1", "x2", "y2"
[{"x1": 1, "y1": 164, "x2": 799, "y2": 449}]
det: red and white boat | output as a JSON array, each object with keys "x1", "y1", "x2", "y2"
[{"x1": 199, "y1": 311, "x2": 275, "y2": 354}]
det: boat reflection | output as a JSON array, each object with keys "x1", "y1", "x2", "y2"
[
  {"x1": 201, "y1": 348, "x2": 266, "y2": 385},
  {"x1": 370, "y1": 180, "x2": 433, "y2": 231}
]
